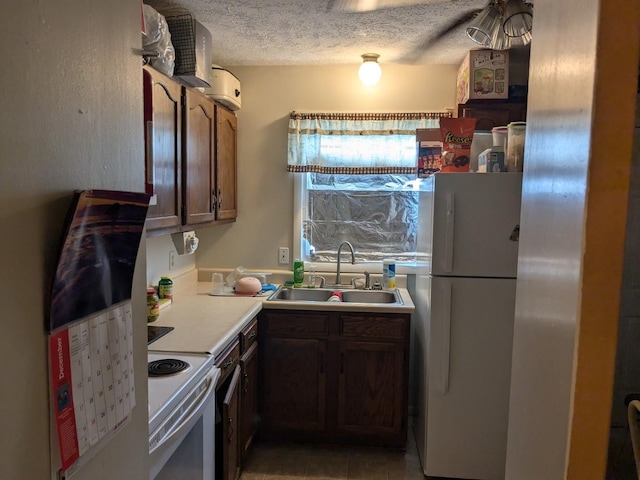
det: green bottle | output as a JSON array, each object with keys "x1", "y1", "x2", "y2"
[{"x1": 293, "y1": 259, "x2": 304, "y2": 287}]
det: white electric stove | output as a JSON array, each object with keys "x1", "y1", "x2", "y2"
[{"x1": 148, "y1": 350, "x2": 220, "y2": 480}]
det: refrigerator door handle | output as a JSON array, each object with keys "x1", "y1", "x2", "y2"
[
  {"x1": 440, "y1": 280, "x2": 452, "y2": 394},
  {"x1": 444, "y1": 193, "x2": 455, "y2": 273}
]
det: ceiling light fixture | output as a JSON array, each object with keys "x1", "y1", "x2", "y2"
[
  {"x1": 466, "y1": 0, "x2": 532, "y2": 50},
  {"x1": 358, "y1": 53, "x2": 382, "y2": 86},
  {"x1": 502, "y1": 0, "x2": 533, "y2": 39}
]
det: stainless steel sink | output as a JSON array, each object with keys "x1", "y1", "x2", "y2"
[
  {"x1": 267, "y1": 286, "x2": 403, "y2": 305},
  {"x1": 340, "y1": 290, "x2": 400, "y2": 304},
  {"x1": 268, "y1": 288, "x2": 334, "y2": 302}
]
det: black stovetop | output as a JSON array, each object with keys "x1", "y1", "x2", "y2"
[{"x1": 147, "y1": 325, "x2": 174, "y2": 345}]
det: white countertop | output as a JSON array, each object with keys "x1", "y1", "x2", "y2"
[
  {"x1": 148, "y1": 270, "x2": 415, "y2": 356},
  {"x1": 148, "y1": 280, "x2": 262, "y2": 356}
]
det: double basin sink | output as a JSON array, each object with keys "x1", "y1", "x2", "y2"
[{"x1": 267, "y1": 286, "x2": 403, "y2": 305}]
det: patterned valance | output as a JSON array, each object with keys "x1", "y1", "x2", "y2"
[{"x1": 287, "y1": 111, "x2": 451, "y2": 174}]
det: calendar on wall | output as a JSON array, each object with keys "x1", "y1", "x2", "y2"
[
  {"x1": 46, "y1": 190, "x2": 149, "y2": 479},
  {"x1": 49, "y1": 303, "x2": 135, "y2": 475}
]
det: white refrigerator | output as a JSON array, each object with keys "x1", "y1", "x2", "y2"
[{"x1": 414, "y1": 173, "x2": 523, "y2": 480}]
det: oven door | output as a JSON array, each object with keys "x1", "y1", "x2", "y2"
[{"x1": 150, "y1": 366, "x2": 220, "y2": 480}]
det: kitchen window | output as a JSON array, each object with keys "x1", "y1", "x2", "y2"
[{"x1": 289, "y1": 111, "x2": 451, "y2": 267}]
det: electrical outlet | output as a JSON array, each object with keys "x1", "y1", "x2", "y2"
[
  {"x1": 278, "y1": 247, "x2": 289, "y2": 265},
  {"x1": 169, "y1": 251, "x2": 176, "y2": 271}
]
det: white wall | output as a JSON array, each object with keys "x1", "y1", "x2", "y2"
[
  {"x1": 146, "y1": 235, "x2": 196, "y2": 287},
  {"x1": 505, "y1": 0, "x2": 639, "y2": 478},
  {"x1": 0, "y1": 1, "x2": 149, "y2": 479},
  {"x1": 192, "y1": 63, "x2": 459, "y2": 271}
]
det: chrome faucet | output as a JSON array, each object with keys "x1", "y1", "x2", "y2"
[
  {"x1": 363, "y1": 271, "x2": 371, "y2": 290},
  {"x1": 335, "y1": 241, "x2": 355, "y2": 285}
]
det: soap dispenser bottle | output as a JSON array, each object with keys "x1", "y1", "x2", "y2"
[{"x1": 293, "y1": 258, "x2": 304, "y2": 287}]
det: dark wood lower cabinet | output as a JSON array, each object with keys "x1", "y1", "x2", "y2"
[
  {"x1": 215, "y1": 339, "x2": 241, "y2": 480},
  {"x1": 217, "y1": 365, "x2": 241, "y2": 480},
  {"x1": 337, "y1": 340, "x2": 405, "y2": 438},
  {"x1": 258, "y1": 309, "x2": 410, "y2": 448},
  {"x1": 240, "y1": 341, "x2": 258, "y2": 461},
  {"x1": 261, "y1": 337, "x2": 327, "y2": 432},
  {"x1": 215, "y1": 317, "x2": 259, "y2": 480}
]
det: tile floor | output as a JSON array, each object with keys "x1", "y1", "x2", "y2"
[
  {"x1": 240, "y1": 424, "x2": 640, "y2": 480},
  {"x1": 240, "y1": 431, "x2": 425, "y2": 480},
  {"x1": 606, "y1": 426, "x2": 637, "y2": 480}
]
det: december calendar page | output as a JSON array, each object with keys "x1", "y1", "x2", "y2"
[{"x1": 49, "y1": 302, "x2": 135, "y2": 474}]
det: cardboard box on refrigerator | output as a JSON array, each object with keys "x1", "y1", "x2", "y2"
[
  {"x1": 416, "y1": 128, "x2": 442, "y2": 177},
  {"x1": 456, "y1": 49, "x2": 509, "y2": 104}
]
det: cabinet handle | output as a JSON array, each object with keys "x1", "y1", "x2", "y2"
[
  {"x1": 211, "y1": 189, "x2": 217, "y2": 212},
  {"x1": 222, "y1": 358, "x2": 235, "y2": 369},
  {"x1": 243, "y1": 372, "x2": 249, "y2": 393},
  {"x1": 444, "y1": 193, "x2": 455, "y2": 273},
  {"x1": 227, "y1": 417, "x2": 234, "y2": 443},
  {"x1": 246, "y1": 331, "x2": 256, "y2": 341},
  {"x1": 217, "y1": 187, "x2": 222, "y2": 210},
  {"x1": 440, "y1": 280, "x2": 452, "y2": 395},
  {"x1": 145, "y1": 121, "x2": 154, "y2": 188}
]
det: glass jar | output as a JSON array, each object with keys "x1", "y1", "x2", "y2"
[
  {"x1": 506, "y1": 122, "x2": 526, "y2": 172},
  {"x1": 147, "y1": 288, "x2": 160, "y2": 322},
  {"x1": 158, "y1": 276, "x2": 173, "y2": 300}
]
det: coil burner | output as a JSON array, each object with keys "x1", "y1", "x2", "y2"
[{"x1": 148, "y1": 358, "x2": 191, "y2": 377}]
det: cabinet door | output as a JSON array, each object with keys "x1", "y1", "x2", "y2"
[
  {"x1": 458, "y1": 102, "x2": 527, "y2": 130},
  {"x1": 337, "y1": 340, "x2": 406, "y2": 439},
  {"x1": 459, "y1": 105, "x2": 511, "y2": 130},
  {"x1": 261, "y1": 337, "x2": 327, "y2": 432},
  {"x1": 143, "y1": 67, "x2": 182, "y2": 231},
  {"x1": 183, "y1": 88, "x2": 216, "y2": 225},
  {"x1": 240, "y1": 342, "x2": 258, "y2": 462},
  {"x1": 222, "y1": 365, "x2": 241, "y2": 480},
  {"x1": 215, "y1": 104, "x2": 238, "y2": 220}
]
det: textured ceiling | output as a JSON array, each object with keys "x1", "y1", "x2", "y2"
[{"x1": 144, "y1": 0, "x2": 531, "y2": 67}]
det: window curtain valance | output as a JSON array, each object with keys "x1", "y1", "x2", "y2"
[{"x1": 287, "y1": 111, "x2": 451, "y2": 174}]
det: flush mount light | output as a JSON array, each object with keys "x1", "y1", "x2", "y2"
[{"x1": 358, "y1": 53, "x2": 382, "y2": 86}]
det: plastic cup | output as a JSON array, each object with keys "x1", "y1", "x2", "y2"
[
  {"x1": 211, "y1": 273, "x2": 224, "y2": 294},
  {"x1": 491, "y1": 126, "x2": 508, "y2": 149},
  {"x1": 308, "y1": 263, "x2": 317, "y2": 287}
]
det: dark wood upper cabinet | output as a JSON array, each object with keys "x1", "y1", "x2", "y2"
[
  {"x1": 458, "y1": 101, "x2": 527, "y2": 130},
  {"x1": 143, "y1": 66, "x2": 238, "y2": 235},
  {"x1": 183, "y1": 87, "x2": 216, "y2": 226},
  {"x1": 143, "y1": 66, "x2": 182, "y2": 231},
  {"x1": 215, "y1": 105, "x2": 238, "y2": 221}
]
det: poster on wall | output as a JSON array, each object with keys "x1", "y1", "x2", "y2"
[{"x1": 47, "y1": 189, "x2": 150, "y2": 332}]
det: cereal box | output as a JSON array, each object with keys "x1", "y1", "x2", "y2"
[{"x1": 416, "y1": 129, "x2": 442, "y2": 177}]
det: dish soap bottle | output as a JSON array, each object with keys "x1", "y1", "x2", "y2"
[
  {"x1": 293, "y1": 258, "x2": 304, "y2": 287},
  {"x1": 382, "y1": 259, "x2": 396, "y2": 289}
]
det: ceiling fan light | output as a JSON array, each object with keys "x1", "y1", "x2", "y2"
[
  {"x1": 466, "y1": 4, "x2": 501, "y2": 47},
  {"x1": 358, "y1": 53, "x2": 382, "y2": 86},
  {"x1": 502, "y1": 0, "x2": 533, "y2": 38},
  {"x1": 490, "y1": 25, "x2": 512, "y2": 50}
]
